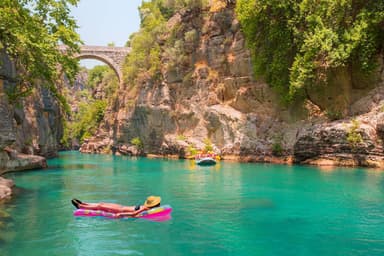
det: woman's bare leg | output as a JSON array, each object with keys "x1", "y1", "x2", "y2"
[
  {"x1": 78, "y1": 202, "x2": 102, "y2": 210},
  {"x1": 77, "y1": 201, "x2": 135, "y2": 213}
]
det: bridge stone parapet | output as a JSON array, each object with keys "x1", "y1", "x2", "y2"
[{"x1": 59, "y1": 45, "x2": 131, "y2": 84}]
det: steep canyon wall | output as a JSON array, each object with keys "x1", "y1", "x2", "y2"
[
  {"x1": 81, "y1": 5, "x2": 308, "y2": 159},
  {"x1": 0, "y1": 50, "x2": 63, "y2": 175},
  {"x1": 81, "y1": 4, "x2": 384, "y2": 167}
]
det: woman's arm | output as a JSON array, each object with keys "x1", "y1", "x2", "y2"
[
  {"x1": 116, "y1": 207, "x2": 148, "y2": 218},
  {"x1": 115, "y1": 211, "x2": 135, "y2": 218}
]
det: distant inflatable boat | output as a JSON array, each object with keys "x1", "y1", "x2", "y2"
[
  {"x1": 73, "y1": 205, "x2": 172, "y2": 221},
  {"x1": 196, "y1": 157, "x2": 217, "y2": 166}
]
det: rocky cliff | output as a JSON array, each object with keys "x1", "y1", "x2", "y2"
[
  {"x1": 81, "y1": 4, "x2": 298, "y2": 158},
  {"x1": 0, "y1": 50, "x2": 63, "y2": 176},
  {"x1": 81, "y1": 3, "x2": 384, "y2": 168},
  {"x1": 294, "y1": 84, "x2": 384, "y2": 168}
]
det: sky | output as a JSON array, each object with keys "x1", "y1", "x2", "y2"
[{"x1": 70, "y1": 0, "x2": 142, "y2": 68}]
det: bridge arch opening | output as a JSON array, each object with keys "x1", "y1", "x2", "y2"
[
  {"x1": 76, "y1": 54, "x2": 122, "y2": 83},
  {"x1": 59, "y1": 45, "x2": 130, "y2": 85}
]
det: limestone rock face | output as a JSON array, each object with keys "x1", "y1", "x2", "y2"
[
  {"x1": 0, "y1": 51, "x2": 16, "y2": 150},
  {"x1": 88, "y1": 5, "x2": 283, "y2": 159},
  {"x1": 12, "y1": 87, "x2": 63, "y2": 158},
  {"x1": 294, "y1": 106, "x2": 384, "y2": 168},
  {"x1": 2, "y1": 148, "x2": 47, "y2": 173},
  {"x1": 0, "y1": 86, "x2": 15, "y2": 149},
  {"x1": 0, "y1": 50, "x2": 59, "y2": 176},
  {"x1": 79, "y1": 134, "x2": 114, "y2": 154},
  {"x1": 291, "y1": 52, "x2": 384, "y2": 168}
]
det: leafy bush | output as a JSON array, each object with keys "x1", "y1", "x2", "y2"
[
  {"x1": 347, "y1": 119, "x2": 363, "y2": 149},
  {"x1": 203, "y1": 138, "x2": 214, "y2": 152},
  {"x1": 272, "y1": 142, "x2": 283, "y2": 156},
  {"x1": 187, "y1": 144, "x2": 198, "y2": 156},
  {"x1": 271, "y1": 134, "x2": 284, "y2": 156},
  {"x1": 131, "y1": 137, "x2": 144, "y2": 149},
  {"x1": 177, "y1": 135, "x2": 187, "y2": 141}
]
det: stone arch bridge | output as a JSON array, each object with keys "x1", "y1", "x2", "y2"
[{"x1": 60, "y1": 45, "x2": 131, "y2": 84}]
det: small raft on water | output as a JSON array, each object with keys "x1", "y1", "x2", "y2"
[
  {"x1": 73, "y1": 205, "x2": 172, "y2": 221},
  {"x1": 196, "y1": 157, "x2": 217, "y2": 166}
]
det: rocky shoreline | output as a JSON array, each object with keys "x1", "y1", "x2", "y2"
[
  {"x1": 1, "y1": 138, "x2": 383, "y2": 203},
  {"x1": 0, "y1": 177, "x2": 14, "y2": 202},
  {"x1": 0, "y1": 148, "x2": 47, "y2": 174},
  {"x1": 78, "y1": 94, "x2": 384, "y2": 169},
  {"x1": 0, "y1": 148, "x2": 47, "y2": 202}
]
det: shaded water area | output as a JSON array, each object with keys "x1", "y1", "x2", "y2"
[{"x1": 1, "y1": 151, "x2": 384, "y2": 255}]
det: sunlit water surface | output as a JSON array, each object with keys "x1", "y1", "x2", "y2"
[{"x1": 1, "y1": 151, "x2": 384, "y2": 255}]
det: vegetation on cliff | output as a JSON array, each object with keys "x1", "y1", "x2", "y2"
[
  {"x1": 0, "y1": 0, "x2": 81, "y2": 103},
  {"x1": 62, "y1": 65, "x2": 118, "y2": 147},
  {"x1": 236, "y1": 0, "x2": 384, "y2": 102},
  {"x1": 123, "y1": 1, "x2": 164, "y2": 84},
  {"x1": 123, "y1": 0, "x2": 212, "y2": 85},
  {"x1": 62, "y1": 99, "x2": 107, "y2": 145}
]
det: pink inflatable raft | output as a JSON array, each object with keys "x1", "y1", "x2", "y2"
[{"x1": 73, "y1": 205, "x2": 172, "y2": 221}]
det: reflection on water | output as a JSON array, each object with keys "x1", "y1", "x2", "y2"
[
  {"x1": 46, "y1": 164, "x2": 99, "y2": 171},
  {"x1": 1, "y1": 151, "x2": 384, "y2": 256}
]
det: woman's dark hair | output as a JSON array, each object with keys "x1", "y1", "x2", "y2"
[{"x1": 151, "y1": 203, "x2": 160, "y2": 208}]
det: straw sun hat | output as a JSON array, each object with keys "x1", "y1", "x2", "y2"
[{"x1": 144, "y1": 196, "x2": 161, "y2": 208}]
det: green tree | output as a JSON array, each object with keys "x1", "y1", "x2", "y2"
[
  {"x1": 131, "y1": 137, "x2": 143, "y2": 149},
  {"x1": 87, "y1": 65, "x2": 110, "y2": 89},
  {"x1": 122, "y1": 0, "x2": 210, "y2": 85},
  {"x1": 203, "y1": 138, "x2": 213, "y2": 152},
  {"x1": 63, "y1": 99, "x2": 107, "y2": 144},
  {"x1": 187, "y1": 145, "x2": 198, "y2": 157},
  {"x1": 347, "y1": 119, "x2": 363, "y2": 149},
  {"x1": 0, "y1": 0, "x2": 81, "y2": 88},
  {"x1": 123, "y1": 1, "x2": 165, "y2": 84},
  {"x1": 236, "y1": 0, "x2": 384, "y2": 102}
]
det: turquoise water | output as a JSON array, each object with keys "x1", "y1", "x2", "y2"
[{"x1": 1, "y1": 151, "x2": 384, "y2": 255}]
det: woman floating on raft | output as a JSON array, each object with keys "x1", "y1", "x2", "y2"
[{"x1": 71, "y1": 195, "x2": 161, "y2": 218}]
